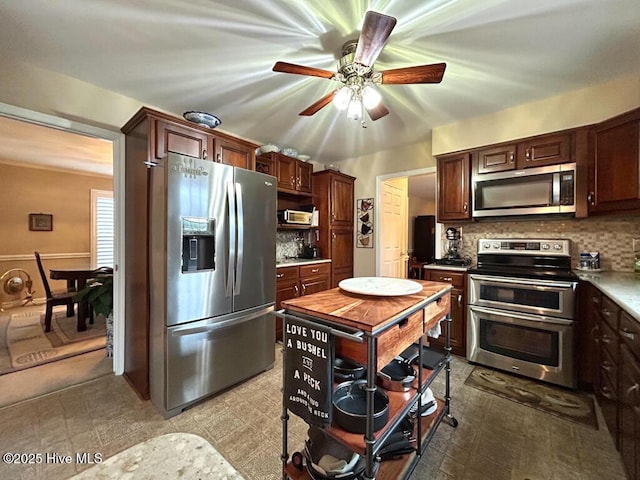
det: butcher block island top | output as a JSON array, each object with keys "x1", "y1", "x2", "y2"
[{"x1": 280, "y1": 279, "x2": 452, "y2": 335}]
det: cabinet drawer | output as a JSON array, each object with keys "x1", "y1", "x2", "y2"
[
  {"x1": 300, "y1": 263, "x2": 330, "y2": 278},
  {"x1": 600, "y1": 341, "x2": 618, "y2": 391},
  {"x1": 276, "y1": 266, "x2": 299, "y2": 282},
  {"x1": 601, "y1": 296, "x2": 620, "y2": 330},
  {"x1": 619, "y1": 311, "x2": 640, "y2": 354},
  {"x1": 427, "y1": 271, "x2": 465, "y2": 288},
  {"x1": 600, "y1": 319, "x2": 619, "y2": 362},
  {"x1": 335, "y1": 292, "x2": 450, "y2": 372}
]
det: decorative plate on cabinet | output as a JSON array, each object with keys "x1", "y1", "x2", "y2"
[
  {"x1": 338, "y1": 277, "x2": 422, "y2": 296},
  {"x1": 183, "y1": 111, "x2": 221, "y2": 128}
]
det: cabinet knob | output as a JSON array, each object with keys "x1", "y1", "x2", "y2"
[
  {"x1": 276, "y1": 273, "x2": 284, "y2": 279},
  {"x1": 525, "y1": 148, "x2": 531, "y2": 160},
  {"x1": 587, "y1": 192, "x2": 595, "y2": 205},
  {"x1": 290, "y1": 176, "x2": 295, "y2": 186},
  {"x1": 216, "y1": 153, "x2": 221, "y2": 163},
  {"x1": 601, "y1": 335, "x2": 612, "y2": 344},
  {"x1": 442, "y1": 277, "x2": 452, "y2": 282},
  {"x1": 463, "y1": 203, "x2": 468, "y2": 212},
  {"x1": 602, "y1": 308, "x2": 610, "y2": 317},
  {"x1": 457, "y1": 294, "x2": 463, "y2": 305},
  {"x1": 311, "y1": 268, "x2": 319, "y2": 273},
  {"x1": 620, "y1": 329, "x2": 636, "y2": 341},
  {"x1": 509, "y1": 152, "x2": 515, "y2": 163},
  {"x1": 293, "y1": 284, "x2": 299, "y2": 296},
  {"x1": 600, "y1": 386, "x2": 613, "y2": 399},
  {"x1": 203, "y1": 149, "x2": 208, "y2": 160},
  {"x1": 600, "y1": 360, "x2": 612, "y2": 372}
]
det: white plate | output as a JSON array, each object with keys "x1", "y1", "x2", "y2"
[
  {"x1": 298, "y1": 155, "x2": 311, "y2": 162},
  {"x1": 338, "y1": 277, "x2": 423, "y2": 296}
]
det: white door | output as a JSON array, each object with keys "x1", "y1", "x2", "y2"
[{"x1": 380, "y1": 178, "x2": 408, "y2": 278}]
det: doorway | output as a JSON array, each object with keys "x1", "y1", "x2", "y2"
[
  {"x1": 0, "y1": 102, "x2": 125, "y2": 389},
  {"x1": 375, "y1": 167, "x2": 440, "y2": 277}
]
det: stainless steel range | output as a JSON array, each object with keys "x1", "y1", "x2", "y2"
[{"x1": 466, "y1": 238, "x2": 578, "y2": 388}]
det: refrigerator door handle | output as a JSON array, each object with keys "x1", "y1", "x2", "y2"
[
  {"x1": 226, "y1": 181, "x2": 236, "y2": 297},
  {"x1": 234, "y1": 181, "x2": 244, "y2": 295},
  {"x1": 171, "y1": 305, "x2": 274, "y2": 337}
]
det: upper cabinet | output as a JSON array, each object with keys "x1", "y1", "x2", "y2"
[
  {"x1": 214, "y1": 136, "x2": 256, "y2": 170},
  {"x1": 475, "y1": 132, "x2": 572, "y2": 174},
  {"x1": 436, "y1": 152, "x2": 472, "y2": 222},
  {"x1": 155, "y1": 120, "x2": 213, "y2": 160},
  {"x1": 587, "y1": 107, "x2": 640, "y2": 215},
  {"x1": 258, "y1": 152, "x2": 313, "y2": 195}
]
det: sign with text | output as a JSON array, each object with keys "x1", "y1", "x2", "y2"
[{"x1": 283, "y1": 316, "x2": 333, "y2": 427}]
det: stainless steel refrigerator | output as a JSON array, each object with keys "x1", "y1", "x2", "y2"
[{"x1": 148, "y1": 153, "x2": 276, "y2": 418}]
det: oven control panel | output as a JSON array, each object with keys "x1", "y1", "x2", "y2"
[{"x1": 477, "y1": 238, "x2": 570, "y2": 256}]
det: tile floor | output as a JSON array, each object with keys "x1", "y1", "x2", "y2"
[{"x1": 0, "y1": 348, "x2": 628, "y2": 480}]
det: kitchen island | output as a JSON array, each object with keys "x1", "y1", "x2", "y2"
[{"x1": 278, "y1": 279, "x2": 453, "y2": 480}]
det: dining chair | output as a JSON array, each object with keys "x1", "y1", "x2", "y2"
[{"x1": 34, "y1": 252, "x2": 76, "y2": 332}]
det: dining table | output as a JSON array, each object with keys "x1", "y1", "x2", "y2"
[{"x1": 49, "y1": 265, "x2": 113, "y2": 331}]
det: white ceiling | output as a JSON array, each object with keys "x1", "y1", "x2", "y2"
[{"x1": 1, "y1": 0, "x2": 640, "y2": 167}]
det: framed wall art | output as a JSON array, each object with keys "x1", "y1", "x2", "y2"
[
  {"x1": 356, "y1": 198, "x2": 373, "y2": 248},
  {"x1": 29, "y1": 213, "x2": 53, "y2": 231}
]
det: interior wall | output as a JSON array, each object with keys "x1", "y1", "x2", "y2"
[
  {"x1": 336, "y1": 138, "x2": 436, "y2": 277},
  {"x1": 0, "y1": 163, "x2": 113, "y2": 300},
  {"x1": 432, "y1": 75, "x2": 640, "y2": 155}
]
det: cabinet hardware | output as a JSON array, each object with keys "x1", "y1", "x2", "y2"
[
  {"x1": 620, "y1": 329, "x2": 636, "y2": 341},
  {"x1": 216, "y1": 153, "x2": 221, "y2": 162},
  {"x1": 591, "y1": 296, "x2": 600, "y2": 304},
  {"x1": 297, "y1": 177, "x2": 301, "y2": 186},
  {"x1": 463, "y1": 203, "x2": 468, "y2": 212},
  {"x1": 600, "y1": 361, "x2": 612, "y2": 372},
  {"x1": 627, "y1": 383, "x2": 639, "y2": 401},
  {"x1": 290, "y1": 176, "x2": 295, "y2": 186},
  {"x1": 602, "y1": 308, "x2": 611, "y2": 317},
  {"x1": 601, "y1": 335, "x2": 612, "y2": 344},
  {"x1": 509, "y1": 152, "x2": 514, "y2": 163},
  {"x1": 457, "y1": 294, "x2": 462, "y2": 305},
  {"x1": 442, "y1": 277, "x2": 452, "y2": 282},
  {"x1": 332, "y1": 232, "x2": 336, "y2": 241},
  {"x1": 600, "y1": 386, "x2": 612, "y2": 399},
  {"x1": 293, "y1": 284, "x2": 299, "y2": 296},
  {"x1": 525, "y1": 148, "x2": 531, "y2": 160},
  {"x1": 203, "y1": 149, "x2": 208, "y2": 160},
  {"x1": 591, "y1": 324, "x2": 599, "y2": 340},
  {"x1": 301, "y1": 283, "x2": 306, "y2": 294},
  {"x1": 276, "y1": 273, "x2": 284, "y2": 279},
  {"x1": 587, "y1": 192, "x2": 595, "y2": 205},
  {"x1": 311, "y1": 268, "x2": 319, "y2": 273}
]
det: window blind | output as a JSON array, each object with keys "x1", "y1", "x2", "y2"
[{"x1": 94, "y1": 193, "x2": 114, "y2": 267}]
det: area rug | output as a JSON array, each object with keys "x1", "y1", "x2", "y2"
[
  {"x1": 0, "y1": 309, "x2": 105, "y2": 375},
  {"x1": 69, "y1": 433, "x2": 244, "y2": 479},
  {"x1": 464, "y1": 366, "x2": 598, "y2": 429}
]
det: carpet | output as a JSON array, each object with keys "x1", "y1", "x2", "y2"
[
  {"x1": 69, "y1": 433, "x2": 244, "y2": 479},
  {"x1": 0, "y1": 309, "x2": 105, "y2": 375},
  {"x1": 464, "y1": 366, "x2": 598, "y2": 429}
]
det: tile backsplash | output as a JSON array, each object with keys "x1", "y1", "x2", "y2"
[{"x1": 443, "y1": 216, "x2": 640, "y2": 272}]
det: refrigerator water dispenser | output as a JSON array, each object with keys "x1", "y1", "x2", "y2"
[{"x1": 181, "y1": 217, "x2": 215, "y2": 272}]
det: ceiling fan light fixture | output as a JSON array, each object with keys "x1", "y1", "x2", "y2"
[
  {"x1": 347, "y1": 97, "x2": 363, "y2": 120},
  {"x1": 333, "y1": 86, "x2": 353, "y2": 110},
  {"x1": 362, "y1": 84, "x2": 381, "y2": 109}
]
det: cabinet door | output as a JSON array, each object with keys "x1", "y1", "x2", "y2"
[
  {"x1": 214, "y1": 136, "x2": 255, "y2": 170},
  {"x1": 427, "y1": 272, "x2": 465, "y2": 357},
  {"x1": 330, "y1": 228, "x2": 354, "y2": 287},
  {"x1": 476, "y1": 144, "x2": 517, "y2": 174},
  {"x1": 155, "y1": 120, "x2": 212, "y2": 160},
  {"x1": 437, "y1": 153, "x2": 471, "y2": 222},
  {"x1": 517, "y1": 133, "x2": 571, "y2": 169},
  {"x1": 256, "y1": 155, "x2": 276, "y2": 176},
  {"x1": 620, "y1": 344, "x2": 640, "y2": 480},
  {"x1": 297, "y1": 161, "x2": 313, "y2": 194},
  {"x1": 330, "y1": 174, "x2": 355, "y2": 226},
  {"x1": 300, "y1": 275, "x2": 330, "y2": 296},
  {"x1": 275, "y1": 278, "x2": 300, "y2": 340},
  {"x1": 277, "y1": 155, "x2": 298, "y2": 192},
  {"x1": 577, "y1": 282, "x2": 601, "y2": 390},
  {"x1": 588, "y1": 109, "x2": 640, "y2": 214}
]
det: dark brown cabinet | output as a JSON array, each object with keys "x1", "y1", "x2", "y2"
[
  {"x1": 259, "y1": 152, "x2": 313, "y2": 195},
  {"x1": 313, "y1": 170, "x2": 356, "y2": 287},
  {"x1": 426, "y1": 269, "x2": 466, "y2": 357},
  {"x1": 621, "y1": 342, "x2": 640, "y2": 480},
  {"x1": 214, "y1": 136, "x2": 255, "y2": 170},
  {"x1": 436, "y1": 153, "x2": 471, "y2": 222},
  {"x1": 275, "y1": 262, "x2": 330, "y2": 340},
  {"x1": 155, "y1": 120, "x2": 212, "y2": 160},
  {"x1": 577, "y1": 282, "x2": 601, "y2": 390},
  {"x1": 476, "y1": 143, "x2": 517, "y2": 174},
  {"x1": 588, "y1": 107, "x2": 640, "y2": 215}
]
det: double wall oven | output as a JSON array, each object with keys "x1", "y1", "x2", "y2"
[{"x1": 467, "y1": 239, "x2": 578, "y2": 388}]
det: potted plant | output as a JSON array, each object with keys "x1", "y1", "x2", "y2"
[{"x1": 75, "y1": 274, "x2": 113, "y2": 357}]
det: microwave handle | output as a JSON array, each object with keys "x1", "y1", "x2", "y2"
[{"x1": 552, "y1": 172, "x2": 561, "y2": 205}]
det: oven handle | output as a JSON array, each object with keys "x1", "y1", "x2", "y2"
[
  {"x1": 469, "y1": 305, "x2": 574, "y2": 326},
  {"x1": 469, "y1": 274, "x2": 576, "y2": 289}
]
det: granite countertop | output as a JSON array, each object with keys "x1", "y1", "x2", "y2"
[
  {"x1": 574, "y1": 270, "x2": 640, "y2": 322},
  {"x1": 276, "y1": 258, "x2": 332, "y2": 268}
]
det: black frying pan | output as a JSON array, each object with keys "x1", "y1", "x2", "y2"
[
  {"x1": 376, "y1": 353, "x2": 418, "y2": 392},
  {"x1": 334, "y1": 356, "x2": 366, "y2": 383},
  {"x1": 333, "y1": 380, "x2": 389, "y2": 434}
]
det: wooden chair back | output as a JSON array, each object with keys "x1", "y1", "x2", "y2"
[{"x1": 34, "y1": 251, "x2": 53, "y2": 299}]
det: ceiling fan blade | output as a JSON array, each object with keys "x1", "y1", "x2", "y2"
[
  {"x1": 366, "y1": 102, "x2": 390, "y2": 121},
  {"x1": 273, "y1": 61, "x2": 335, "y2": 79},
  {"x1": 381, "y1": 63, "x2": 447, "y2": 84},
  {"x1": 354, "y1": 11, "x2": 397, "y2": 67},
  {"x1": 299, "y1": 91, "x2": 336, "y2": 116}
]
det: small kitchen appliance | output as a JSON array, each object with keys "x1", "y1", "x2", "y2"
[{"x1": 434, "y1": 227, "x2": 470, "y2": 266}]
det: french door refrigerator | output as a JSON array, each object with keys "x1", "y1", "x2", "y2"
[{"x1": 148, "y1": 153, "x2": 276, "y2": 418}]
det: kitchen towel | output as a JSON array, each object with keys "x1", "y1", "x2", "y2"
[{"x1": 283, "y1": 315, "x2": 334, "y2": 427}]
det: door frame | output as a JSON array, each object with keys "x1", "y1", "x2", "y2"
[
  {"x1": 0, "y1": 102, "x2": 126, "y2": 375},
  {"x1": 375, "y1": 166, "x2": 440, "y2": 276}
]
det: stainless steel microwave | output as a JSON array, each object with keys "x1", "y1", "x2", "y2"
[
  {"x1": 472, "y1": 162, "x2": 576, "y2": 218},
  {"x1": 277, "y1": 209, "x2": 313, "y2": 225}
]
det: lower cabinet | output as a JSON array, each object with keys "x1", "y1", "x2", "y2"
[
  {"x1": 275, "y1": 262, "x2": 330, "y2": 340},
  {"x1": 426, "y1": 269, "x2": 466, "y2": 357}
]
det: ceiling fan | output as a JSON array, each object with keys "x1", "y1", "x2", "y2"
[{"x1": 272, "y1": 10, "x2": 446, "y2": 126}]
